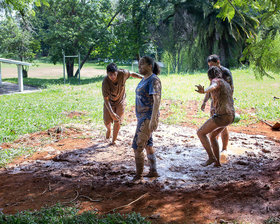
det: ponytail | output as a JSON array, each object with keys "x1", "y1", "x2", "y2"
[{"x1": 141, "y1": 56, "x2": 160, "y2": 75}]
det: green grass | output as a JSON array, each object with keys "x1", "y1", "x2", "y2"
[
  {"x1": 0, "y1": 65, "x2": 279, "y2": 166},
  {"x1": 0, "y1": 204, "x2": 150, "y2": 224}
]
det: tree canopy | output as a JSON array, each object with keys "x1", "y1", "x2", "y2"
[{"x1": 0, "y1": 0, "x2": 279, "y2": 78}]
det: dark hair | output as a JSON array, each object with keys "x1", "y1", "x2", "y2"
[
  {"x1": 106, "y1": 63, "x2": 118, "y2": 73},
  {"x1": 141, "y1": 56, "x2": 160, "y2": 75},
  {"x1": 208, "y1": 66, "x2": 222, "y2": 80},
  {"x1": 207, "y1": 54, "x2": 220, "y2": 63}
]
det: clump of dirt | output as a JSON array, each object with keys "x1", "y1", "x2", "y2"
[{"x1": 0, "y1": 121, "x2": 279, "y2": 223}]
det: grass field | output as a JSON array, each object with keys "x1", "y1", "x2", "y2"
[
  {"x1": 0, "y1": 63, "x2": 279, "y2": 165},
  {"x1": 1, "y1": 63, "x2": 279, "y2": 143},
  {"x1": 0, "y1": 62, "x2": 279, "y2": 223}
]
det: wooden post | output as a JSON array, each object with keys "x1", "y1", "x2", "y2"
[
  {"x1": 0, "y1": 62, "x2": 2, "y2": 87},
  {"x1": 78, "y1": 53, "x2": 81, "y2": 84},
  {"x1": 63, "y1": 51, "x2": 66, "y2": 84},
  {"x1": 17, "y1": 64, "x2": 23, "y2": 92}
]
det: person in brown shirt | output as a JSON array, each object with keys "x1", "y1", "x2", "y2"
[{"x1": 102, "y1": 63, "x2": 142, "y2": 145}]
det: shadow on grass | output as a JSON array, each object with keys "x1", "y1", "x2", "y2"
[{"x1": 3, "y1": 76, "x2": 104, "y2": 88}]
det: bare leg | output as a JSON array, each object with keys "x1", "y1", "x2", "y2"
[
  {"x1": 112, "y1": 121, "x2": 120, "y2": 144},
  {"x1": 221, "y1": 127, "x2": 229, "y2": 151},
  {"x1": 105, "y1": 123, "x2": 111, "y2": 139},
  {"x1": 210, "y1": 127, "x2": 225, "y2": 167},
  {"x1": 145, "y1": 146, "x2": 159, "y2": 177},
  {"x1": 197, "y1": 118, "x2": 220, "y2": 166}
]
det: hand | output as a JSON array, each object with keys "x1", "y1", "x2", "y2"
[
  {"x1": 149, "y1": 119, "x2": 158, "y2": 132},
  {"x1": 112, "y1": 113, "x2": 120, "y2": 121},
  {"x1": 201, "y1": 102, "x2": 206, "y2": 111},
  {"x1": 195, "y1": 84, "x2": 205, "y2": 94}
]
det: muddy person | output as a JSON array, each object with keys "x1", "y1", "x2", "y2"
[
  {"x1": 200, "y1": 54, "x2": 234, "y2": 151},
  {"x1": 102, "y1": 63, "x2": 142, "y2": 145},
  {"x1": 195, "y1": 66, "x2": 235, "y2": 167},
  {"x1": 132, "y1": 56, "x2": 161, "y2": 181}
]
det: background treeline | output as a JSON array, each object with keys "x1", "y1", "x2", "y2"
[{"x1": 0, "y1": 0, "x2": 280, "y2": 78}]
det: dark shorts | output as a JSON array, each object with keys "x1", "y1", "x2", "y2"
[
  {"x1": 212, "y1": 114, "x2": 234, "y2": 127},
  {"x1": 132, "y1": 118, "x2": 153, "y2": 150},
  {"x1": 103, "y1": 103, "x2": 125, "y2": 125}
]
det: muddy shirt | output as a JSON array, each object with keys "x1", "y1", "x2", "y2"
[
  {"x1": 135, "y1": 74, "x2": 161, "y2": 120},
  {"x1": 210, "y1": 78, "x2": 235, "y2": 116},
  {"x1": 102, "y1": 69, "x2": 130, "y2": 106},
  {"x1": 220, "y1": 66, "x2": 233, "y2": 91}
]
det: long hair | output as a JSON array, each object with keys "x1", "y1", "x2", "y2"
[
  {"x1": 208, "y1": 66, "x2": 222, "y2": 80},
  {"x1": 141, "y1": 56, "x2": 160, "y2": 75}
]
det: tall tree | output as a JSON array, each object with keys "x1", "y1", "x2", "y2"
[
  {"x1": 215, "y1": 0, "x2": 280, "y2": 78},
  {"x1": 0, "y1": 17, "x2": 40, "y2": 77},
  {"x1": 35, "y1": 0, "x2": 112, "y2": 78}
]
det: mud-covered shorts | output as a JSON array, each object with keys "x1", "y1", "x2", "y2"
[
  {"x1": 132, "y1": 118, "x2": 153, "y2": 150},
  {"x1": 103, "y1": 102, "x2": 125, "y2": 125},
  {"x1": 212, "y1": 113, "x2": 235, "y2": 127}
]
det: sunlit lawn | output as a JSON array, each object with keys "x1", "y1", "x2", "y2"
[{"x1": 0, "y1": 63, "x2": 279, "y2": 166}]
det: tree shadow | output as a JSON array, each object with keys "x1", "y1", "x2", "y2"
[{"x1": 3, "y1": 75, "x2": 104, "y2": 88}]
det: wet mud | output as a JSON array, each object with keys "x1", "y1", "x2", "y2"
[{"x1": 0, "y1": 122, "x2": 279, "y2": 223}]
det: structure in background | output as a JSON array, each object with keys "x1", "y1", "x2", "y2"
[
  {"x1": 0, "y1": 58, "x2": 31, "y2": 92},
  {"x1": 62, "y1": 51, "x2": 81, "y2": 84}
]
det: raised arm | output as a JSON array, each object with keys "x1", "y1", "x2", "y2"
[{"x1": 195, "y1": 80, "x2": 219, "y2": 94}]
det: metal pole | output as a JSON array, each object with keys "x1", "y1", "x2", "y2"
[
  {"x1": 78, "y1": 53, "x2": 81, "y2": 84},
  {"x1": 0, "y1": 62, "x2": 2, "y2": 87},
  {"x1": 17, "y1": 65, "x2": 23, "y2": 92},
  {"x1": 63, "y1": 51, "x2": 66, "y2": 84}
]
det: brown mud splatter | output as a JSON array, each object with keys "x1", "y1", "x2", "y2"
[{"x1": 0, "y1": 104, "x2": 280, "y2": 224}]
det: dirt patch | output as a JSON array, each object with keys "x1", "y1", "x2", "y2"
[{"x1": 0, "y1": 120, "x2": 279, "y2": 223}]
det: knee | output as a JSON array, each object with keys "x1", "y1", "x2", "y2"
[
  {"x1": 134, "y1": 149, "x2": 144, "y2": 159},
  {"x1": 197, "y1": 128, "x2": 204, "y2": 138}
]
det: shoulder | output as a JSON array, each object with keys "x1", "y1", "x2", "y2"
[
  {"x1": 151, "y1": 74, "x2": 161, "y2": 82},
  {"x1": 118, "y1": 69, "x2": 129, "y2": 76},
  {"x1": 220, "y1": 66, "x2": 232, "y2": 76}
]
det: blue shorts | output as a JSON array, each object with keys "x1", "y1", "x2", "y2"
[{"x1": 132, "y1": 118, "x2": 153, "y2": 150}]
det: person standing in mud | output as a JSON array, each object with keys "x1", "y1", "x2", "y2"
[
  {"x1": 200, "y1": 54, "x2": 234, "y2": 151},
  {"x1": 102, "y1": 63, "x2": 142, "y2": 145},
  {"x1": 132, "y1": 56, "x2": 161, "y2": 181},
  {"x1": 195, "y1": 66, "x2": 235, "y2": 167}
]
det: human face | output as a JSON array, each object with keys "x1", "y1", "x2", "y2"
[
  {"x1": 138, "y1": 58, "x2": 152, "y2": 75},
  {"x1": 107, "y1": 71, "x2": 118, "y2": 82},
  {"x1": 208, "y1": 61, "x2": 219, "y2": 67}
]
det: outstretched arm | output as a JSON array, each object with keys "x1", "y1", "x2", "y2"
[
  {"x1": 129, "y1": 72, "x2": 143, "y2": 79},
  {"x1": 195, "y1": 81, "x2": 219, "y2": 94},
  {"x1": 104, "y1": 97, "x2": 120, "y2": 121}
]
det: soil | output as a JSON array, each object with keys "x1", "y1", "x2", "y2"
[{"x1": 0, "y1": 101, "x2": 279, "y2": 224}]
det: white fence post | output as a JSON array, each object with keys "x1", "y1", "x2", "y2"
[{"x1": 17, "y1": 65, "x2": 23, "y2": 92}]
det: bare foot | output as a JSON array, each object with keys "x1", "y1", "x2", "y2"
[
  {"x1": 108, "y1": 141, "x2": 117, "y2": 146},
  {"x1": 132, "y1": 175, "x2": 143, "y2": 183},
  {"x1": 214, "y1": 162, "x2": 221, "y2": 167},
  {"x1": 144, "y1": 171, "x2": 159, "y2": 178},
  {"x1": 201, "y1": 158, "x2": 216, "y2": 167},
  {"x1": 106, "y1": 129, "x2": 111, "y2": 139}
]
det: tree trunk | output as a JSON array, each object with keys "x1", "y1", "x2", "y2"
[
  {"x1": 74, "y1": 9, "x2": 121, "y2": 77},
  {"x1": 22, "y1": 67, "x2": 28, "y2": 78},
  {"x1": 66, "y1": 59, "x2": 74, "y2": 78}
]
